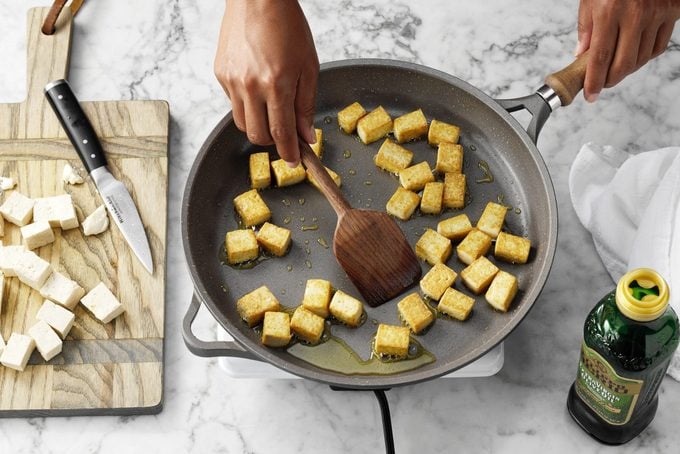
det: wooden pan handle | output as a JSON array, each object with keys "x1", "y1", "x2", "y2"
[
  {"x1": 299, "y1": 141, "x2": 352, "y2": 217},
  {"x1": 544, "y1": 50, "x2": 589, "y2": 107}
]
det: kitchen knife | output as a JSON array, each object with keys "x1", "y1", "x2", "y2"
[{"x1": 44, "y1": 79, "x2": 154, "y2": 274}]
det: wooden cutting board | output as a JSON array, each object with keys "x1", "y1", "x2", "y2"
[{"x1": 0, "y1": 7, "x2": 167, "y2": 416}]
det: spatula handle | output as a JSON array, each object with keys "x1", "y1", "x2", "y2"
[
  {"x1": 544, "y1": 50, "x2": 589, "y2": 107},
  {"x1": 299, "y1": 141, "x2": 351, "y2": 217}
]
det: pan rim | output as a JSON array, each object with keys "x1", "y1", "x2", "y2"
[{"x1": 181, "y1": 58, "x2": 558, "y2": 389}]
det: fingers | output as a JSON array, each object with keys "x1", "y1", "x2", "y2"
[
  {"x1": 295, "y1": 63, "x2": 319, "y2": 145},
  {"x1": 267, "y1": 95, "x2": 300, "y2": 166},
  {"x1": 606, "y1": 24, "x2": 642, "y2": 88},
  {"x1": 576, "y1": 0, "x2": 593, "y2": 56},
  {"x1": 637, "y1": 27, "x2": 658, "y2": 69},
  {"x1": 230, "y1": 94, "x2": 247, "y2": 133},
  {"x1": 584, "y1": 10, "x2": 619, "y2": 102},
  {"x1": 652, "y1": 21, "x2": 675, "y2": 58},
  {"x1": 243, "y1": 97, "x2": 273, "y2": 145}
]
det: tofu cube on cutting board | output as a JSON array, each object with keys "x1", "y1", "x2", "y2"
[
  {"x1": 428, "y1": 119, "x2": 460, "y2": 146},
  {"x1": 249, "y1": 152, "x2": 271, "y2": 189},
  {"x1": 495, "y1": 232, "x2": 531, "y2": 264},
  {"x1": 486, "y1": 270, "x2": 518, "y2": 312},
  {"x1": 357, "y1": 106, "x2": 393, "y2": 144},
  {"x1": 329, "y1": 290, "x2": 364, "y2": 327},
  {"x1": 261, "y1": 312, "x2": 291, "y2": 348},
  {"x1": 0, "y1": 191, "x2": 35, "y2": 226},
  {"x1": 256, "y1": 222, "x2": 291, "y2": 257},
  {"x1": 460, "y1": 256, "x2": 499, "y2": 294},
  {"x1": 457, "y1": 229, "x2": 492, "y2": 265},
  {"x1": 337, "y1": 101, "x2": 366, "y2": 134},
  {"x1": 443, "y1": 173, "x2": 466, "y2": 209},
  {"x1": 0, "y1": 333, "x2": 36, "y2": 371},
  {"x1": 386, "y1": 187, "x2": 420, "y2": 221},
  {"x1": 271, "y1": 160, "x2": 306, "y2": 187},
  {"x1": 302, "y1": 279, "x2": 333, "y2": 318},
  {"x1": 438, "y1": 287, "x2": 475, "y2": 321},
  {"x1": 236, "y1": 285, "x2": 280, "y2": 327},
  {"x1": 14, "y1": 249, "x2": 52, "y2": 290},
  {"x1": 80, "y1": 282, "x2": 125, "y2": 324},
  {"x1": 397, "y1": 293, "x2": 434, "y2": 334},
  {"x1": 374, "y1": 139, "x2": 414, "y2": 173},
  {"x1": 28, "y1": 320, "x2": 62, "y2": 361},
  {"x1": 33, "y1": 194, "x2": 79, "y2": 230},
  {"x1": 233, "y1": 189, "x2": 271, "y2": 227},
  {"x1": 39, "y1": 271, "x2": 86, "y2": 310},
  {"x1": 415, "y1": 228, "x2": 452, "y2": 265},
  {"x1": 437, "y1": 214, "x2": 473, "y2": 241},
  {"x1": 20, "y1": 220, "x2": 54, "y2": 250},
  {"x1": 374, "y1": 324, "x2": 410, "y2": 358},
  {"x1": 36, "y1": 299, "x2": 75, "y2": 339},
  {"x1": 420, "y1": 263, "x2": 457, "y2": 301},
  {"x1": 291, "y1": 306, "x2": 325, "y2": 344},
  {"x1": 399, "y1": 161, "x2": 434, "y2": 192},
  {"x1": 393, "y1": 109, "x2": 428, "y2": 143},
  {"x1": 226, "y1": 229, "x2": 259, "y2": 264}
]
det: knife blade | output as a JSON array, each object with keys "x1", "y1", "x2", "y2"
[{"x1": 44, "y1": 79, "x2": 154, "y2": 274}]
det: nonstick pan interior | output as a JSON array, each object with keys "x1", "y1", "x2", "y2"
[{"x1": 183, "y1": 60, "x2": 557, "y2": 389}]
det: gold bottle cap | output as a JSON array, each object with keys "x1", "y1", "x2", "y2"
[{"x1": 616, "y1": 268, "x2": 669, "y2": 322}]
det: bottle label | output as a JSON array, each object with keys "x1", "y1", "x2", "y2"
[{"x1": 574, "y1": 342, "x2": 644, "y2": 425}]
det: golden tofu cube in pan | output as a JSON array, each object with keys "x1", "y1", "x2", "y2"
[
  {"x1": 256, "y1": 222, "x2": 291, "y2": 257},
  {"x1": 249, "y1": 152, "x2": 271, "y2": 189},
  {"x1": 428, "y1": 119, "x2": 460, "y2": 146},
  {"x1": 456, "y1": 229, "x2": 492, "y2": 265},
  {"x1": 291, "y1": 306, "x2": 326, "y2": 344},
  {"x1": 237, "y1": 286, "x2": 280, "y2": 327},
  {"x1": 435, "y1": 143, "x2": 463, "y2": 174},
  {"x1": 399, "y1": 161, "x2": 434, "y2": 192},
  {"x1": 393, "y1": 109, "x2": 428, "y2": 143},
  {"x1": 477, "y1": 202, "x2": 508, "y2": 238},
  {"x1": 233, "y1": 189, "x2": 271, "y2": 227},
  {"x1": 310, "y1": 128, "x2": 323, "y2": 157},
  {"x1": 306, "y1": 166, "x2": 342, "y2": 190},
  {"x1": 460, "y1": 256, "x2": 499, "y2": 294},
  {"x1": 374, "y1": 324, "x2": 410, "y2": 358},
  {"x1": 374, "y1": 139, "x2": 414, "y2": 173},
  {"x1": 495, "y1": 231, "x2": 531, "y2": 264},
  {"x1": 226, "y1": 229, "x2": 259, "y2": 264},
  {"x1": 438, "y1": 287, "x2": 475, "y2": 321},
  {"x1": 386, "y1": 187, "x2": 420, "y2": 221},
  {"x1": 443, "y1": 173, "x2": 466, "y2": 209},
  {"x1": 420, "y1": 182, "x2": 444, "y2": 215},
  {"x1": 302, "y1": 278, "x2": 333, "y2": 318},
  {"x1": 437, "y1": 214, "x2": 472, "y2": 241},
  {"x1": 420, "y1": 263, "x2": 457, "y2": 301},
  {"x1": 329, "y1": 290, "x2": 364, "y2": 327},
  {"x1": 485, "y1": 270, "x2": 518, "y2": 312},
  {"x1": 397, "y1": 293, "x2": 434, "y2": 334},
  {"x1": 357, "y1": 106, "x2": 393, "y2": 144},
  {"x1": 261, "y1": 312, "x2": 292, "y2": 347},
  {"x1": 415, "y1": 228, "x2": 452, "y2": 265},
  {"x1": 338, "y1": 102, "x2": 366, "y2": 134},
  {"x1": 271, "y1": 159, "x2": 307, "y2": 187}
]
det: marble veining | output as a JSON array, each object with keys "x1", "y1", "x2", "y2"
[{"x1": 1, "y1": 0, "x2": 679, "y2": 453}]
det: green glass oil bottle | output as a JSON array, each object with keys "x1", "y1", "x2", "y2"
[{"x1": 567, "y1": 268, "x2": 679, "y2": 445}]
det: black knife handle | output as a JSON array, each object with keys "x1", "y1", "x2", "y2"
[{"x1": 44, "y1": 79, "x2": 107, "y2": 173}]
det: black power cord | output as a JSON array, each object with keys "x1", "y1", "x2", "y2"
[{"x1": 330, "y1": 386, "x2": 395, "y2": 454}]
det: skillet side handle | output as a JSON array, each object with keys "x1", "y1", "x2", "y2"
[
  {"x1": 183, "y1": 294, "x2": 257, "y2": 360},
  {"x1": 544, "y1": 50, "x2": 589, "y2": 107}
]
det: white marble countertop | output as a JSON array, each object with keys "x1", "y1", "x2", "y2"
[{"x1": 1, "y1": 1, "x2": 680, "y2": 453}]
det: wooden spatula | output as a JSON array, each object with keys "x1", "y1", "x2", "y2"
[{"x1": 299, "y1": 141, "x2": 421, "y2": 307}]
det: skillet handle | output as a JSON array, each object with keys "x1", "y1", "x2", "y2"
[
  {"x1": 182, "y1": 294, "x2": 257, "y2": 360},
  {"x1": 544, "y1": 50, "x2": 589, "y2": 107}
]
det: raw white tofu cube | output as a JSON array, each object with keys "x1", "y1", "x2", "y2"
[
  {"x1": 80, "y1": 282, "x2": 125, "y2": 323},
  {"x1": 20, "y1": 220, "x2": 55, "y2": 250},
  {"x1": 33, "y1": 194, "x2": 79, "y2": 230},
  {"x1": 0, "y1": 177, "x2": 17, "y2": 191},
  {"x1": 0, "y1": 333, "x2": 35, "y2": 371},
  {"x1": 36, "y1": 299, "x2": 75, "y2": 339},
  {"x1": 82, "y1": 205, "x2": 109, "y2": 236},
  {"x1": 62, "y1": 163, "x2": 84, "y2": 185},
  {"x1": 14, "y1": 250, "x2": 52, "y2": 290},
  {"x1": 0, "y1": 191, "x2": 35, "y2": 226},
  {"x1": 39, "y1": 271, "x2": 86, "y2": 310},
  {"x1": 28, "y1": 320, "x2": 63, "y2": 361},
  {"x1": 0, "y1": 245, "x2": 27, "y2": 277}
]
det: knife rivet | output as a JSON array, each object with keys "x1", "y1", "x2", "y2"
[
  {"x1": 57, "y1": 94, "x2": 63, "y2": 100},
  {"x1": 82, "y1": 139, "x2": 88, "y2": 144},
  {"x1": 90, "y1": 153, "x2": 95, "y2": 158}
]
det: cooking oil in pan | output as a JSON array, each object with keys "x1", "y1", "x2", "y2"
[{"x1": 218, "y1": 241, "x2": 271, "y2": 270}]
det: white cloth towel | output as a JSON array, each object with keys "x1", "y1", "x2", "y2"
[{"x1": 569, "y1": 142, "x2": 680, "y2": 381}]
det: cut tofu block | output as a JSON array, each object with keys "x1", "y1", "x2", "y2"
[
  {"x1": 485, "y1": 270, "x2": 518, "y2": 312},
  {"x1": 338, "y1": 102, "x2": 366, "y2": 134},
  {"x1": 14, "y1": 250, "x2": 52, "y2": 290},
  {"x1": 386, "y1": 187, "x2": 420, "y2": 221},
  {"x1": 39, "y1": 271, "x2": 86, "y2": 310},
  {"x1": 393, "y1": 109, "x2": 428, "y2": 143},
  {"x1": 0, "y1": 191, "x2": 34, "y2": 226},
  {"x1": 437, "y1": 214, "x2": 473, "y2": 241},
  {"x1": 249, "y1": 152, "x2": 271, "y2": 189},
  {"x1": 271, "y1": 159, "x2": 307, "y2": 187},
  {"x1": 226, "y1": 229, "x2": 259, "y2": 264},
  {"x1": 357, "y1": 106, "x2": 393, "y2": 144},
  {"x1": 0, "y1": 245, "x2": 27, "y2": 277},
  {"x1": 236, "y1": 286, "x2": 280, "y2": 327},
  {"x1": 495, "y1": 231, "x2": 531, "y2": 264},
  {"x1": 302, "y1": 278, "x2": 333, "y2": 318},
  {"x1": 435, "y1": 143, "x2": 463, "y2": 174},
  {"x1": 456, "y1": 229, "x2": 492, "y2": 265},
  {"x1": 443, "y1": 173, "x2": 466, "y2": 209},
  {"x1": 374, "y1": 139, "x2": 414, "y2": 173},
  {"x1": 28, "y1": 320, "x2": 62, "y2": 361},
  {"x1": 36, "y1": 299, "x2": 75, "y2": 339},
  {"x1": 415, "y1": 228, "x2": 452, "y2": 265},
  {"x1": 477, "y1": 202, "x2": 508, "y2": 239},
  {"x1": 0, "y1": 333, "x2": 35, "y2": 371},
  {"x1": 0, "y1": 177, "x2": 16, "y2": 191},
  {"x1": 397, "y1": 293, "x2": 434, "y2": 334},
  {"x1": 329, "y1": 290, "x2": 364, "y2": 327},
  {"x1": 290, "y1": 306, "x2": 325, "y2": 344},
  {"x1": 80, "y1": 282, "x2": 125, "y2": 324},
  {"x1": 82, "y1": 205, "x2": 109, "y2": 236},
  {"x1": 307, "y1": 166, "x2": 342, "y2": 190},
  {"x1": 438, "y1": 287, "x2": 475, "y2": 321},
  {"x1": 233, "y1": 189, "x2": 272, "y2": 227},
  {"x1": 420, "y1": 263, "x2": 457, "y2": 301},
  {"x1": 420, "y1": 182, "x2": 444, "y2": 215},
  {"x1": 256, "y1": 222, "x2": 291, "y2": 257},
  {"x1": 33, "y1": 194, "x2": 79, "y2": 230},
  {"x1": 428, "y1": 119, "x2": 460, "y2": 146},
  {"x1": 62, "y1": 163, "x2": 84, "y2": 185},
  {"x1": 374, "y1": 324, "x2": 410, "y2": 358},
  {"x1": 460, "y1": 256, "x2": 499, "y2": 294},
  {"x1": 310, "y1": 128, "x2": 323, "y2": 157},
  {"x1": 261, "y1": 311, "x2": 291, "y2": 347},
  {"x1": 399, "y1": 161, "x2": 434, "y2": 191},
  {"x1": 20, "y1": 220, "x2": 55, "y2": 250}
]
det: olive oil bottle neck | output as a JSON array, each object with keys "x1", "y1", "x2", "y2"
[{"x1": 615, "y1": 268, "x2": 669, "y2": 322}]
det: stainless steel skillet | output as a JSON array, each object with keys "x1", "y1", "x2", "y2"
[{"x1": 181, "y1": 55, "x2": 587, "y2": 389}]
